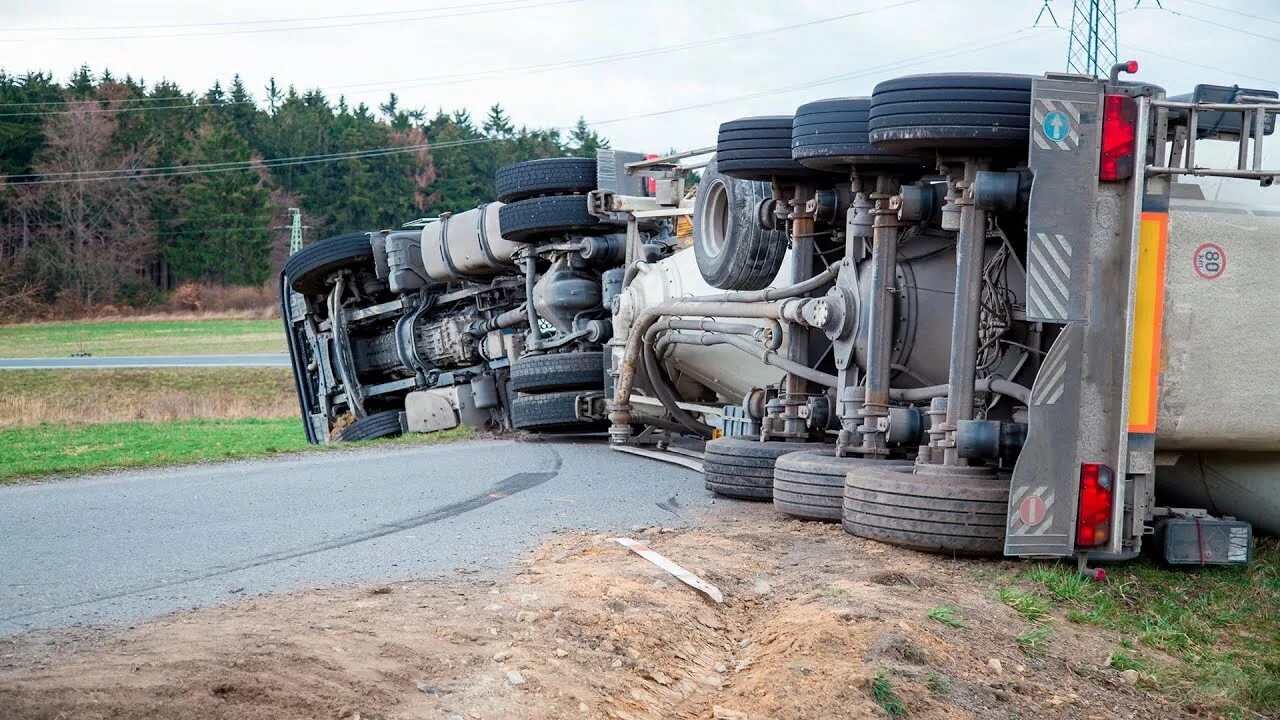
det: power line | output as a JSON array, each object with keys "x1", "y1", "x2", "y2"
[
  {"x1": 590, "y1": 29, "x2": 1043, "y2": 126},
  {"x1": 1156, "y1": 4, "x2": 1280, "y2": 44},
  {"x1": 1176, "y1": 0, "x2": 1280, "y2": 27},
  {"x1": 5, "y1": 0, "x2": 580, "y2": 42},
  {"x1": 7, "y1": 137, "x2": 484, "y2": 185},
  {"x1": 7, "y1": 25, "x2": 1047, "y2": 186},
  {"x1": 1122, "y1": 44, "x2": 1280, "y2": 87},
  {"x1": 1, "y1": 0, "x2": 927, "y2": 117},
  {"x1": 0, "y1": 0, "x2": 540, "y2": 33}
]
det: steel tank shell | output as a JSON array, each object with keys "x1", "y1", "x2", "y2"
[
  {"x1": 1148, "y1": 198, "x2": 1280, "y2": 533},
  {"x1": 421, "y1": 203, "x2": 524, "y2": 281},
  {"x1": 1155, "y1": 199, "x2": 1280, "y2": 451},
  {"x1": 613, "y1": 247, "x2": 793, "y2": 404}
]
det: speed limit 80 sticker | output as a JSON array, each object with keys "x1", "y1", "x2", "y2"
[{"x1": 1193, "y1": 243, "x2": 1226, "y2": 280}]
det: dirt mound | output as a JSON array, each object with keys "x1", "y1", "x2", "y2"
[{"x1": 0, "y1": 506, "x2": 1188, "y2": 719}]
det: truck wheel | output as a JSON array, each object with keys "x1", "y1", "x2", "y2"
[
  {"x1": 285, "y1": 232, "x2": 374, "y2": 295},
  {"x1": 702, "y1": 436, "x2": 809, "y2": 500},
  {"x1": 495, "y1": 157, "x2": 597, "y2": 203},
  {"x1": 843, "y1": 463, "x2": 1009, "y2": 555},
  {"x1": 332, "y1": 410, "x2": 405, "y2": 442},
  {"x1": 694, "y1": 156, "x2": 788, "y2": 291},
  {"x1": 498, "y1": 195, "x2": 613, "y2": 242},
  {"x1": 510, "y1": 351, "x2": 604, "y2": 393},
  {"x1": 510, "y1": 390, "x2": 605, "y2": 433},
  {"x1": 868, "y1": 73, "x2": 1034, "y2": 154},
  {"x1": 715, "y1": 116, "x2": 811, "y2": 181},
  {"x1": 791, "y1": 97, "x2": 923, "y2": 171},
  {"x1": 773, "y1": 449, "x2": 909, "y2": 522}
]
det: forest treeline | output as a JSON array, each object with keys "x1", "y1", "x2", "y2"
[{"x1": 0, "y1": 66, "x2": 607, "y2": 318}]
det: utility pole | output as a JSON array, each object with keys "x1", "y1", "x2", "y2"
[{"x1": 1066, "y1": 0, "x2": 1118, "y2": 77}]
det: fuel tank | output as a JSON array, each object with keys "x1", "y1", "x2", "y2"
[{"x1": 421, "y1": 203, "x2": 525, "y2": 281}]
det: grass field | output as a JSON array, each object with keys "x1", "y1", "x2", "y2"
[
  {"x1": 996, "y1": 545, "x2": 1280, "y2": 718},
  {"x1": 0, "y1": 317, "x2": 285, "y2": 357},
  {"x1": 0, "y1": 368, "x2": 298, "y2": 427},
  {"x1": 0, "y1": 419, "x2": 473, "y2": 483}
]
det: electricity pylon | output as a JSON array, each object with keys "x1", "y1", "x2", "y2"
[{"x1": 1067, "y1": 0, "x2": 1118, "y2": 77}]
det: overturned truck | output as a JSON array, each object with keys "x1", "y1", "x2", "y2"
[{"x1": 283, "y1": 65, "x2": 1279, "y2": 568}]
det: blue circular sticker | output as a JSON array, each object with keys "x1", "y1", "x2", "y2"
[{"x1": 1043, "y1": 111, "x2": 1070, "y2": 142}]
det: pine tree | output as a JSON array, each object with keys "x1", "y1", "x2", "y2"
[
  {"x1": 172, "y1": 120, "x2": 273, "y2": 285},
  {"x1": 570, "y1": 117, "x2": 608, "y2": 157},
  {"x1": 483, "y1": 104, "x2": 514, "y2": 138}
]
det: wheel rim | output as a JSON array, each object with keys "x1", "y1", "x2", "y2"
[{"x1": 700, "y1": 177, "x2": 730, "y2": 259}]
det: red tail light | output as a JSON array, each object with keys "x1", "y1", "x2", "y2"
[
  {"x1": 1076, "y1": 463, "x2": 1115, "y2": 548},
  {"x1": 1100, "y1": 94, "x2": 1137, "y2": 182},
  {"x1": 645, "y1": 153, "x2": 658, "y2": 194}
]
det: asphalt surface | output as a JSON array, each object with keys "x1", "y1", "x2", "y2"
[
  {"x1": 0, "y1": 439, "x2": 705, "y2": 637},
  {"x1": 0, "y1": 354, "x2": 290, "y2": 370}
]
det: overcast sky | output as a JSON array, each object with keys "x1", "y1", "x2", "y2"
[{"x1": 3, "y1": 0, "x2": 1278, "y2": 194}]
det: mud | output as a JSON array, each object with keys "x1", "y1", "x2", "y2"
[{"x1": 0, "y1": 503, "x2": 1188, "y2": 719}]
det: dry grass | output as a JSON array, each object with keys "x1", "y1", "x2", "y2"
[{"x1": 0, "y1": 368, "x2": 298, "y2": 427}]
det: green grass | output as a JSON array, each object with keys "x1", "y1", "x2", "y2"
[
  {"x1": 1107, "y1": 649, "x2": 1149, "y2": 673},
  {"x1": 927, "y1": 605, "x2": 967, "y2": 629},
  {"x1": 1017, "y1": 546, "x2": 1280, "y2": 717},
  {"x1": 997, "y1": 587, "x2": 1051, "y2": 623},
  {"x1": 0, "y1": 419, "x2": 474, "y2": 482},
  {"x1": 871, "y1": 671, "x2": 907, "y2": 717},
  {"x1": 1016, "y1": 625, "x2": 1054, "y2": 657},
  {"x1": 0, "y1": 317, "x2": 284, "y2": 357},
  {"x1": 925, "y1": 671, "x2": 951, "y2": 696}
]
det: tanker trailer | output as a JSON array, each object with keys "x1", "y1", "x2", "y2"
[{"x1": 608, "y1": 68, "x2": 1278, "y2": 566}]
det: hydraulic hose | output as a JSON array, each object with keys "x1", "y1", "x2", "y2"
[
  {"x1": 888, "y1": 377, "x2": 1030, "y2": 404},
  {"x1": 641, "y1": 342, "x2": 715, "y2": 437}
]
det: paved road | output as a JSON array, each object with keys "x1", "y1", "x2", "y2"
[
  {"x1": 0, "y1": 439, "x2": 704, "y2": 636},
  {"x1": 0, "y1": 354, "x2": 290, "y2": 370}
]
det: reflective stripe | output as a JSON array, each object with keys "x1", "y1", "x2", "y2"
[{"x1": 1127, "y1": 211, "x2": 1169, "y2": 433}]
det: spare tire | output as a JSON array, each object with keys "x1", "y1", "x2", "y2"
[
  {"x1": 703, "y1": 436, "x2": 814, "y2": 500},
  {"x1": 791, "y1": 97, "x2": 924, "y2": 171},
  {"x1": 510, "y1": 390, "x2": 605, "y2": 433},
  {"x1": 868, "y1": 73, "x2": 1035, "y2": 154},
  {"x1": 843, "y1": 463, "x2": 1010, "y2": 555},
  {"x1": 285, "y1": 232, "x2": 374, "y2": 295},
  {"x1": 511, "y1": 351, "x2": 604, "y2": 393},
  {"x1": 693, "y1": 156, "x2": 788, "y2": 291},
  {"x1": 498, "y1": 195, "x2": 613, "y2": 242},
  {"x1": 495, "y1": 157, "x2": 597, "y2": 203},
  {"x1": 333, "y1": 410, "x2": 404, "y2": 443},
  {"x1": 715, "y1": 116, "x2": 811, "y2": 181},
  {"x1": 773, "y1": 450, "x2": 911, "y2": 522}
]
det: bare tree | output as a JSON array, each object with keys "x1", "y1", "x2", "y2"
[{"x1": 8, "y1": 88, "x2": 159, "y2": 308}]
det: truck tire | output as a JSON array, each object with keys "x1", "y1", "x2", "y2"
[
  {"x1": 715, "y1": 116, "x2": 810, "y2": 180},
  {"x1": 332, "y1": 410, "x2": 405, "y2": 442},
  {"x1": 693, "y1": 156, "x2": 788, "y2": 291},
  {"x1": 773, "y1": 450, "x2": 909, "y2": 522},
  {"x1": 285, "y1": 232, "x2": 374, "y2": 295},
  {"x1": 843, "y1": 463, "x2": 1010, "y2": 555},
  {"x1": 510, "y1": 351, "x2": 604, "y2": 393},
  {"x1": 495, "y1": 157, "x2": 597, "y2": 203},
  {"x1": 868, "y1": 73, "x2": 1034, "y2": 154},
  {"x1": 703, "y1": 436, "x2": 810, "y2": 500},
  {"x1": 510, "y1": 390, "x2": 605, "y2": 432},
  {"x1": 498, "y1": 195, "x2": 612, "y2": 242},
  {"x1": 791, "y1": 97, "x2": 922, "y2": 171}
]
